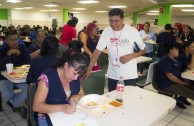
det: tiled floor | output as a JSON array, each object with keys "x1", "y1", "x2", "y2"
[{"x1": 0, "y1": 84, "x2": 194, "y2": 126}]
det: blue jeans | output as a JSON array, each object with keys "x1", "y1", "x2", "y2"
[
  {"x1": 0, "y1": 80, "x2": 28, "y2": 108},
  {"x1": 108, "y1": 78, "x2": 137, "y2": 92},
  {"x1": 38, "y1": 116, "x2": 48, "y2": 126}
]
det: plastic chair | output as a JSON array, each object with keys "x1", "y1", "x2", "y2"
[
  {"x1": 152, "y1": 63, "x2": 174, "y2": 97},
  {"x1": 82, "y1": 70, "x2": 105, "y2": 95},
  {"x1": 27, "y1": 83, "x2": 37, "y2": 126},
  {"x1": 136, "y1": 62, "x2": 157, "y2": 88}
]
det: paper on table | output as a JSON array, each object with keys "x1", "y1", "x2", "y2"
[{"x1": 49, "y1": 110, "x2": 98, "y2": 126}]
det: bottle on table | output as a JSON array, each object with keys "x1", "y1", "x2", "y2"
[{"x1": 116, "y1": 76, "x2": 125, "y2": 103}]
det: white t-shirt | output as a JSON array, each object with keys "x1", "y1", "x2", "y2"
[{"x1": 96, "y1": 25, "x2": 145, "y2": 80}]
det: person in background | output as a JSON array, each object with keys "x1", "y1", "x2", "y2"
[
  {"x1": 180, "y1": 25, "x2": 194, "y2": 44},
  {"x1": 0, "y1": 30, "x2": 30, "y2": 111},
  {"x1": 138, "y1": 22, "x2": 156, "y2": 76},
  {"x1": 158, "y1": 44, "x2": 194, "y2": 109},
  {"x1": 28, "y1": 29, "x2": 46, "y2": 59},
  {"x1": 27, "y1": 35, "x2": 59, "y2": 84},
  {"x1": 33, "y1": 49, "x2": 87, "y2": 126},
  {"x1": 68, "y1": 40, "x2": 89, "y2": 66},
  {"x1": 156, "y1": 24, "x2": 176, "y2": 58},
  {"x1": 81, "y1": 22, "x2": 100, "y2": 71},
  {"x1": 176, "y1": 41, "x2": 194, "y2": 108},
  {"x1": 60, "y1": 17, "x2": 79, "y2": 46},
  {"x1": 55, "y1": 27, "x2": 62, "y2": 40},
  {"x1": 77, "y1": 26, "x2": 86, "y2": 41},
  {"x1": 85, "y1": 8, "x2": 146, "y2": 92}
]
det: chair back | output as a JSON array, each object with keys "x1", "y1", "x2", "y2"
[
  {"x1": 27, "y1": 83, "x2": 37, "y2": 126},
  {"x1": 82, "y1": 70, "x2": 105, "y2": 95},
  {"x1": 152, "y1": 63, "x2": 174, "y2": 96},
  {"x1": 136, "y1": 62, "x2": 157, "y2": 87}
]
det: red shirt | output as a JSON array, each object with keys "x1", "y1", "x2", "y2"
[{"x1": 60, "y1": 24, "x2": 76, "y2": 45}]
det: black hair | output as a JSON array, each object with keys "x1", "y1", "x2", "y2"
[
  {"x1": 40, "y1": 35, "x2": 59, "y2": 56},
  {"x1": 165, "y1": 44, "x2": 179, "y2": 54},
  {"x1": 5, "y1": 30, "x2": 18, "y2": 39},
  {"x1": 182, "y1": 41, "x2": 194, "y2": 51},
  {"x1": 67, "y1": 17, "x2": 79, "y2": 27},
  {"x1": 109, "y1": 8, "x2": 124, "y2": 19},
  {"x1": 67, "y1": 40, "x2": 84, "y2": 53},
  {"x1": 51, "y1": 49, "x2": 87, "y2": 76},
  {"x1": 165, "y1": 24, "x2": 172, "y2": 30},
  {"x1": 144, "y1": 22, "x2": 150, "y2": 27}
]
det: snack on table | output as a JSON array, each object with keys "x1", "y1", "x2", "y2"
[
  {"x1": 109, "y1": 101, "x2": 123, "y2": 107},
  {"x1": 74, "y1": 123, "x2": 85, "y2": 126},
  {"x1": 8, "y1": 72, "x2": 25, "y2": 79},
  {"x1": 85, "y1": 101, "x2": 98, "y2": 107}
]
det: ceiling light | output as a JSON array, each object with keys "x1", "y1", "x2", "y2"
[
  {"x1": 149, "y1": 10, "x2": 159, "y2": 13},
  {"x1": 44, "y1": 4, "x2": 58, "y2": 7},
  {"x1": 182, "y1": 9, "x2": 194, "y2": 12},
  {"x1": 70, "y1": 12, "x2": 80, "y2": 13},
  {"x1": 72, "y1": 8, "x2": 86, "y2": 10},
  {"x1": 40, "y1": 10, "x2": 49, "y2": 12},
  {"x1": 108, "y1": 6, "x2": 127, "y2": 8},
  {"x1": 172, "y1": 5, "x2": 194, "y2": 7},
  {"x1": 95, "y1": 11, "x2": 107, "y2": 13},
  {"x1": 6, "y1": 0, "x2": 22, "y2": 3},
  {"x1": 23, "y1": 7, "x2": 33, "y2": 9},
  {"x1": 146, "y1": 13, "x2": 159, "y2": 15},
  {"x1": 78, "y1": 0, "x2": 99, "y2": 4},
  {"x1": 14, "y1": 8, "x2": 24, "y2": 9},
  {"x1": 50, "y1": 9, "x2": 59, "y2": 12}
]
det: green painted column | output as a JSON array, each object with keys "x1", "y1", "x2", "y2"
[
  {"x1": 0, "y1": 9, "x2": 8, "y2": 20},
  {"x1": 132, "y1": 12, "x2": 138, "y2": 26},
  {"x1": 158, "y1": 4, "x2": 172, "y2": 26},
  {"x1": 63, "y1": 9, "x2": 69, "y2": 23}
]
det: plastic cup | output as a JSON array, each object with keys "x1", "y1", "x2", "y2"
[{"x1": 6, "y1": 63, "x2": 13, "y2": 73}]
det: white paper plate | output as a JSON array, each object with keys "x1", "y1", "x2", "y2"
[{"x1": 79, "y1": 94, "x2": 103, "y2": 109}]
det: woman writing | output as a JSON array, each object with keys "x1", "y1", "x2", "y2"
[{"x1": 33, "y1": 49, "x2": 87, "y2": 126}]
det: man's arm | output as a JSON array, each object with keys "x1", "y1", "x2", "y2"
[
  {"x1": 0, "y1": 55, "x2": 11, "y2": 71},
  {"x1": 120, "y1": 47, "x2": 146, "y2": 64},
  {"x1": 85, "y1": 49, "x2": 102, "y2": 78}
]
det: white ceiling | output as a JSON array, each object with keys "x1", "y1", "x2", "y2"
[{"x1": 0, "y1": 0, "x2": 194, "y2": 16}]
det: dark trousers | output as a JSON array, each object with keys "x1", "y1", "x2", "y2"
[
  {"x1": 138, "y1": 52, "x2": 153, "y2": 73},
  {"x1": 164, "y1": 83, "x2": 194, "y2": 100},
  {"x1": 108, "y1": 78, "x2": 137, "y2": 92}
]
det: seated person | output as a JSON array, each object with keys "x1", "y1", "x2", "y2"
[
  {"x1": 0, "y1": 30, "x2": 31, "y2": 110},
  {"x1": 27, "y1": 35, "x2": 59, "y2": 84},
  {"x1": 28, "y1": 29, "x2": 46, "y2": 59},
  {"x1": 158, "y1": 44, "x2": 194, "y2": 109},
  {"x1": 33, "y1": 49, "x2": 87, "y2": 126},
  {"x1": 177, "y1": 41, "x2": 194, "y2": 108}
]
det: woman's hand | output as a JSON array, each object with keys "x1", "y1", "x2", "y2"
[
  {"x1": 62, "y1": 104, "x2": 76, "y2": 114},
  {"x1": 69, "y1": 95, "x2": 79, "y2": 106}
]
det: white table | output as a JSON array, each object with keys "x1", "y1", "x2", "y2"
[
  {"x1": 49, "y1": 86, "x2": 176, "y2": 126},
  {"x1": 136, "y1": 56, "x2": 152, "y2": 64},
  {"x1": 1, "y1": 71, "x2": 26, "y2": 83},
  {"x1": 181, "y1": 69, "x2": 194, "y2": 80}
]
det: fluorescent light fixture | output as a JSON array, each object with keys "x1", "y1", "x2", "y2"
[
  {"x1": 44, "y1": 4, "x2": 58, "y2": 7},
  {"x1": 70, "y1": 12, "x2": 80, "y2": 13},
  {"x1": 72, "y1": 8, "x2": 86, "y2": 10},
  {"x1": 95, "y1": 11, "x2": 107, "y2": 13},
  {"x1": 6, "y1": 0, "x2": 22, "y2": 3},
  {"x1": 40, "y1": 9, "x2": 59, "y2": 12},
  {"x1": 23, "y1": 7, "x2": 33, "y2": 9},
  {"x1": 149, "y1": 10, "x2": 159, "y2": 13},
  {"x1": 78, "y1": 0, "x2": 99, "y2": 4},
  {"x1": 108, "y1": 6, "x2": 127, "y2": 8},
  {"x1": 14, "y1": 8, "x2": 24, "y2": 9},
  {"x1": 182, "y1": 9, "x2": 194, "y2": 12},
  {"x1": 146, "y1": 13, "x2": 159, "y2": 15},
  {"x1": 172, "y1": 5, "x2": 194, "y2": 7}
]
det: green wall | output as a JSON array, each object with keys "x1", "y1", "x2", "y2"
[{"x1": 0, "y1": 9, "x2": 8, "y2": 20}]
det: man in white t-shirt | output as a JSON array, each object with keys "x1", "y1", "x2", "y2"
[{"x1": 86, "y1": 8, "x2": 147, "y2": 92}]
